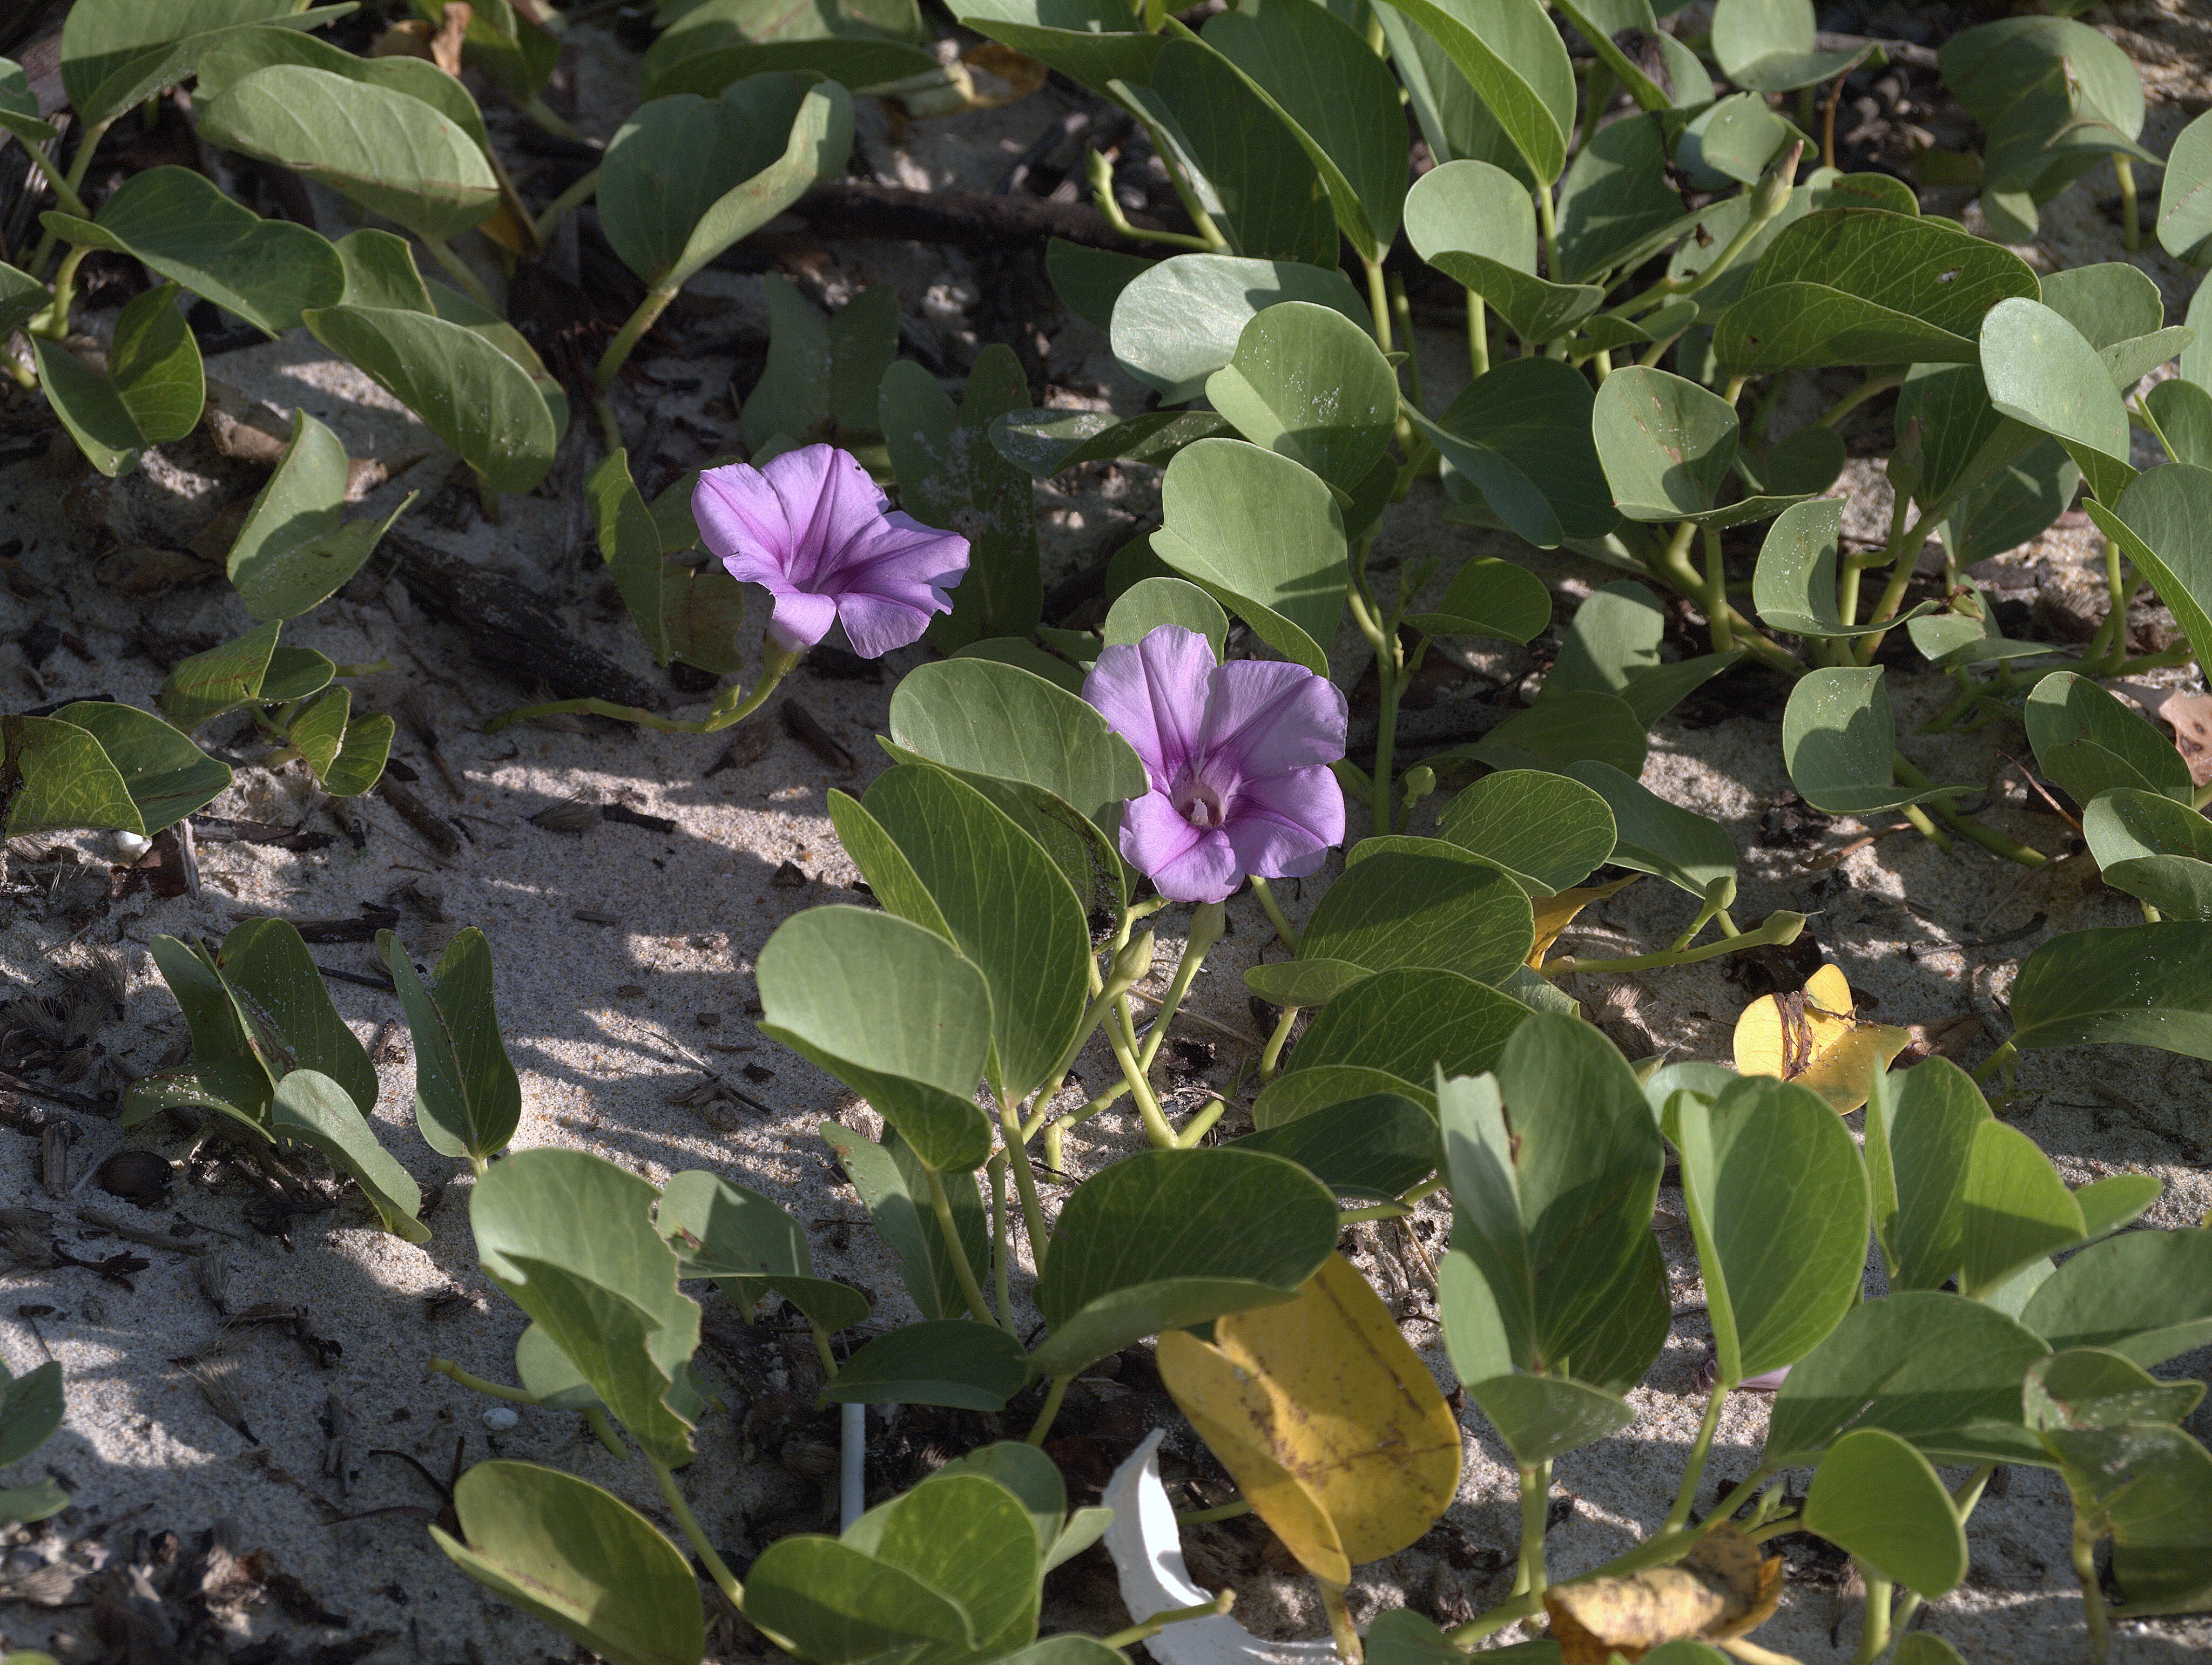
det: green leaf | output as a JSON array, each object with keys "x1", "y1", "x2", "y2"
[
  {"x1": 1435, "y1": 769, "x2": 1615, "y2": 896},
  {"x1": 1896, "y1": 361, "x2": 2040, "y2": 519},
  {"x1": 271, "y1": 1070, "x2": 427, "y2": 1243},
  {"x1": 1244, "y1": 957, "x2": 1374, "y2": 1008},
  {"x1": 158, "y1": 620, "x2": 280, "y2": 729},
  {"x1": 956, "y1": 0, "x2": 1162, "y2": 95},
  {"x1": 145, "y1": 933, "x2": 263, "y2": 1079},
  {"x1": 926, "y1": 1440, "x2": 1070, "y2": 1565},
  {"x1": 658, "y1": 1168, "x2": 869, "y2": 1332},
  {"x1": 2086, "y1": 462, "x2": 2212, "y2": 683},
  {"x1": 0, "y1": 1361, "x2": 62, "y2": 1468},
  {"x1": 1802, "y1": 1427, "x2": 1968, "y2": 1597},
  {"x1": 760, "y1": 907, "x2": 994, "y2": 1172},
  {"x1": 470, "y1": 1149, "x2": 702, "y2": 1467},
  {"x1": 119, "y1": 1057, "x2": 276, "y2": 1135},
  {"x1": 2019, "y1": 1228, "x2": 2212, "y2": 1368},
  {"x1": 99, "y1": 282, "x2": 194, "y2": 445},
  {"x1": 2009, "y1": 923, "x2": 2212, "y2": 1059},
  {"x1": 1466, "y1": 690, "x2": 1648, "y2": 778},
  {"x1": 2, "y1": 714, "x2": 139, "y2": 836},
  {"x1": 1711, "y1": 0, "x2": 1864, "y2": 92},
  {"x1": 1560, "y1": 760, "x2": 1735, "y2": 900},
  {"x1": 1227, "y1": 1092, "x2": 1438, "y2": 1200},
  {"x1": 1109, "y1": 253, "x2": 1369, "y2": 404},
  {"x1": 379, "y1": 928, "x2": 521, "y2": 1162},
  {"x1": 1466, "y1": 1369, "x2": 1635, "y2": 1468},
  {"x1": 1032, "y1": 1147, "x2": 1338, "y2": 1378},
  {"x1": 1712, "y1": 208, "x2": 2041, "y2": 373},
  {"x1": 1593, "y1": 366, "x2": 1805, "y2": 527},
  {"x1": 2082, "y1": 788, "x2": 2212, "y2": 921},
  {"x1": 1287, "y1": 967, "x2": 1531, "y2": 1087},
  {"x1": 820, "y1": 1320, "x2": 1030, "y2": 1410},
  {"x1": 1402, "y1": 555, "x2": 1554, "y2": 644},
  {"x1": 41, "y1": 165, "x2": 341, "y2": 336},
  {"x1": 601, "y1": 76, "x2": 852, "y2": 291},
  {"x1": 516, "y1": 1324, "x2": 604, "y2": 1410},
  {"x1": 1204, "y1": 303, "x2": 1398, "y2": 494},
  {"x1": 320, "y1": 711, "x2": 392, "y2": 798},
  {"x1": 644, "y1": 38, "x2": 934, "y2": 99},
  {"x1": 1418, "y1": 357, "x2": 1619, "y2": 546},
  {"x1": 1864, "y1": 1058, "x2": 1992, "y2": 1293},
  {"x1": 302, "y1": 304, "x2": 557, "y2": 494},
  {"x1": 59, "y1": 0, "x2": 353, "y2": 130},
  {"x1": 1941, "y1": 18, "x2": 2154, "y2": 201},
  {"x1": 1754, "y1": 496, "x2": 1938, "y2": 639},
  {"x1": 741, "y1": 276, "x2": 898, "y2": 449},
  {"x1": 820, "y1": 1123, "x2": 990, "y2": 1323},
  {"x1": 1554, "y1": 111, "x2": 1690, "y2": 283},
  {"x1": 1151, "y1": 439, "x2": 1345, "y2": 674},
  {"x1": 2024, "y1": 671, "x2": 2191, "y2": 807},
  {"x1": 228, "y1": 409, "x2": 404, "y2": 622},
  {"x1": 989, "y1": 409, "x2": 1229, "y2": 478},
  {"x1": 2146, "y1": 379, "x2": 2212, "y2": 470},
  {"x1": 283, "y1": 686, "x2": 350, "y2": 784},
  {"x1": 1044, "y1": 238, "x2": 1154, "y2": 333},
  {"x1": 1782, "y1": 666, "x2": 1958, "y2": 815},
  {"x1": 881, "y1": 346, "x2": 1040, "y2": 651},
  {"x1": 1669, "y1": 1075, "x2": 1869, "y2": 1384},
  {"x1": 197, "y1": 65, "x2": 498, "y2": 242},
  {"x1": 31, "y1": 336, "x2": 141, "y2": 478},
  {"x1": 1102, "y1": 576, "x2": 1230, "y2": 659},
  {"x1": 1115, "y1": 44, "x2": 1336, "y2": 267},
  {"x1": 1299, "y1": 850, "x2": 1535, "y2": 988},
  {"x1": 1199, "y1": 0, "x2": 1408, "y2": 259},
  {"x1": 432, "y1": 1461, "x2": 705, "y2": 1665},
  {"x1": 0, "y1": 55, "x2": 56, "y2": 148},
  {"x1": 1978, "y1": 297, "x2": 2133, "y2": 503},
  {"x1": 196, "y1": 24, "x2": 491, "y2": 151},
  {"x1": 53, "y1": 702, "x2": 231, "y2": 833},
  {"x1": 1764, "y1": 1290, "x2": 2053, "y2": 1465},
  {"x1": 2157, "y1": 107, "x2": 2212, "y2": 265},
  {"x1": 218, "y1": 915, "x2": 379, "y2": 1112},
  {"x1": 1406, "y1": 160, "x2": 1603, "y2": 344},
  {"x1": 861, "y1": 764, "x2": 1090, "y2": 1103},
  {"x1": 844, "y1": 1470, "x2": 1041, "y2": 1659},
  {"x1": 1680, "y1": 91, "x2": 1809, "y2": 187},
  {"x1": 1441, "y1": 1017, "x2": 1669, "y2": 1392},
  {"x1": 1369, "y1": 0, "x2": 1572, "y2": 185},
  {"x1": 743, "y1": 1538, "x2": 974, "y2": 1663}
]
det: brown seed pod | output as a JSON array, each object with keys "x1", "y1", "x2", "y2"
[{"x1": 95, "y1": 1150, "x2": 173, "y2": 1207}]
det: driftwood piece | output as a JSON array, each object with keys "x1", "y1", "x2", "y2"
[{"x1": 380, "y1": 531, "x2": 663, "y2": 711}]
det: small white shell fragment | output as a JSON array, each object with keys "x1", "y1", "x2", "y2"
[
  {"x1": 110, "y1": 831, "x2": 153, "y2": 862},
  {"x1": 481, "y1": 1406, "x2": 521, "y2": 1431},
  {"x1": 1102, "y1": 1429, "x2": 1338, "y2": 1665}
]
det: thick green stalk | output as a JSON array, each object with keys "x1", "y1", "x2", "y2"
[
  {"x1": 1107, "y1": 994, "x2": 1181, "y2": 1148},
  {"x1": 987, "y1": 1152, "x2": 1016, "y2": 1336},
  {"x1": 487, "y1": 647, "x2": 800, "y2": 734},
  {"x1": 1259, "y1": 1003, "x2": 1300, "y2": 1081},
  {"x1": 1138, "y1": 903, "x2": 1225, "y2": 1073},
  {"x1": 1085, "y1": 147, "x2": 1215, "y2": 251},
  {"x1": 1847, "y1": 1562, "x2": 1892, "y2": 1665},
  {"x1": 1467, "y1": 290, "x2": 1489, "y2": 380},
  {"x1": 1545, "y1": 910, "x2": 1804, "y2": 977},
  {"x1": 1664, "y1": 1380, "x2": 1729, "y2": 1532},
  {"x1": 594, "y1": 283, "x2": 681, "y2": 396},
  {"x1": 925, "y1": 1166, "x2": 997, "y2": 1324},
  {"x1": 1249, "y1": 876, "x2": 1301, "y2": 952},
  {"x1": 1512, "y1": 1462, "x2": 1551, "y2": 1598},
  {"x1": 1098, "y1": 1591, "x2": 1236, "y2": 1650},
  {"x1": 2115, "y1": 154, "x2": 2140, "y2": 254},
  {"x1": 429, "y1": 1358, "x2": 537, "y2": 1404},
  {"x1": 648, "y1": 1453, "x2": 745, "y2": 1609},
  {"x1": 1702, "y1": 527, "x2": 1735, "y2": 654},
  {"x1": 1027, "y1": 1375, "x2": 1070, "y2": 1445}
]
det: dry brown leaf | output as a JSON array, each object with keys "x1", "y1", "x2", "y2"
[
  {"x1": 1545, "y1": 1524, "x2": 1782, "y2": 1663},
  {"x1": 1732, "y1": 963, "x2": 1909, "y2": 1113}
]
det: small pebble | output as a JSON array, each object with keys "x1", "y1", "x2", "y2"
[{"x1": 481, "y1": 1406, "x2": 520, "y2": 1431}]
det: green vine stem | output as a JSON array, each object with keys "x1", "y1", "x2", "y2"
[
  {"x1": 987, "y1": 1152, "x2": 1015, "y2": 1334},
  {"x1": 583, "y1": 1405, "x2": 628, "y2": 1460},
  {"x1": 485, "y1": 646, "x2": 801, "y2": 734},
  {"x1": 1847, "y1": 1561, "x2": 1893, "y2": 1665},
  {"x1": 1026, "y1": 1375, "x2": 1070, "y2": 1445},
  {"x1": 1320, "y1": 1579, "x2": 1363, "y2": 1664},
  {"x1": 1138, "y1": 902, "x2": 1226, "y2": 1073},
  {"x1": 1663, "y1": 1379, "x2": 1729, "y2": 1532},
  {"x1": 1085, "y1": 147, "x2": 1215, "y2": 252},
  {"x1": 1098, "y1": 1589, "x2": 1236, "y2": 1650},
  {"x1": 532, "y1": 165, "x2": 601, "y2": 243},
  {"x1": 1108, "y1": 993, "x2": 1183, "y2": 1148},
  {"x1": 925, "y1": 1165, "x2": 997, "y2": 1324},
  {"x1": 1543, "y1": 909, "x2": 1804, "y2": 978},
  {"x1": 1259, "y1": 1003, "x2": 1300, "y2": 1081},
  {"x1": 1249, "y1": 876, "x2": 1301, "y2": 952},
  {"x1": 1467, "y1": 290, "x2": 1490, "y2": 380},
  {"x1": 810, "y1": 1321, "x2": 840, "y2": 1381},
  {"x1": 1174, "y1": 1499, "x2": 1252, "y2": 1526},
  {"x1": 27, "y1": 117, "x2": 112, "y2": 280},
  {"x1": 422, "y1": 237, "x2": 500, "y2": 313},
  {"x1": 1511, "y1": 1461, "x2": 1552, "y2": 1599},
  {"x1": 647, "y1": 1452, "x2": 746, "y2": 1609},
  {"x1": 2114, "y1": 154, "x2": 2140, "y2": 254},
  {"x1": 429, "y1": 1357, "x2": 538, "y2": 1404},
  {"x1": 34, "y1": 246, "x2": 89, "y2": 340}
]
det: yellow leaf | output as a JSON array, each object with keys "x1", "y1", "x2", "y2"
[
  {"x1": 1156, "y1": 1255, "x2": 1463, "y2": 1587},
  {"x1": 1545, "y1": 1524, "x2": 1782, "y2": 1663},
  {"x1": 1528, "y1": 875, "x2": 1641, "y2": 966},
  {"x1": 1731, "y1": 963, "x2": 1909, "y2": 1113}
]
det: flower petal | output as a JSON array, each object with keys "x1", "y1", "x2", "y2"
[
  {"x1": 694, "y1": 462, "x2": 798, "y2": 575},
  {"x1": 765, "y1": 587, "x2": 839, "y2": 654},
  {"x1": 1198, "y1": 659, "x2": 1348, "y2": 780},
  {"x1": 1084, "y1": 625, "x2": 1216, "y2": 788},
  {"x1": 763, "y1": 444, "x2": 891, "y2": 588},
  {"x1": 1121, "y1": 791, "x2": 1242, "y2": 903},
  {"x1": 836, "y1": 590, "x2": 939, "y2": 659},
  {"x1": 1224, "y1": 766, "x2": 1343, "y2": 879}
]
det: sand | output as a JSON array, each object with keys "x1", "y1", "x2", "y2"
[{"x1": 1, "y1": 9, "x2": 2209, "y2": 1663}]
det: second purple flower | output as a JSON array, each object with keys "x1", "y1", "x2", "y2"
[{"x1": 1083, "y1": 624, "x2": 1347, "y2": 905}]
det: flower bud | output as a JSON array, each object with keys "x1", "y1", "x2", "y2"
[
  {"x1": 1103, "y1": 929, "x2": 1157, "y2": 1001},
  {"x1": 1750, "y1": 141, "x2": 1804, "y2": 226}
]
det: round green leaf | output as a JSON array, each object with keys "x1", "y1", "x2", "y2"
[
  {"x1": 2083, "y1": 788, "x2": 2212, "y2": 921},
  {"x1": 381, "y1": 927, "x2": 521, "y2": 1162},
  {"x1": 218, "y1": 916, "x2": 379, "y2": 1114},
  {"x1": 1402, "y1": 552, "x2": 1554, "y2": 642},
  {"x1": 1670, "y1": 1075, "x2": 1870, "y2": 1384},
  {"x1": 744, "y1": 1538, "x2": 973, "y2": 1662},
  {"x1": 1244, "y1": 957, "x2": 1374, "y2": 1009},
  {"x1": 195, "y1": 65, "x2": 498, "y2": 242},
  {"x1": 1765, "y1": 1290, "x2": 2052, "y2": 1465},
  {"x1": 1110, "y1": 253, "x2": 1369, "y2": 404},
  {"x1": 1102, "y1": 576, "x2": 1229, "y2": 658},
  {"x1": 2146, "y1": 378, "x2": 2212, "y2": 470},
  {"x1": 1251, "y1": 1061, "x2": 1434, "y2": 1129},
  {"x1": 2086, "y1": 462, "x2": 2212, "y2": 683},
  {"x1": 0, "y1": 1359, "x2": 63, "y2": 1469},
  {"x1": 645, "y1": 38, "x2": 933, "y2": 99},
  {"x1": 1782, "y1": 666, "x2": 1958, "y2": 815},
  {"x1": 516, "y1": 1323, "x2": 604, "y2": 1410},
  {"x1": 2159, "y1": 107, "x2": 2212, "y2": 266},
  {"x1": 2024, "y1": 671, "x2": 2192, "y2": 807},
  {"x1": 1204, "y1": 302, "x2": 1398, "y2": 493},
  {"x1": 1031, "y1": 1147, "x2": 1338, "y2": 1378},
  {"x1": 301, "y1": 304, "x2": 558, "y2": 494},
  {"x1": 1681, "y1": 91, "x2": 1807, "y2": 187},
  {"x1": 1406, "y1": 160, "x2": 1603, "y2": 344},
  {"x1": 845, "y1": 1471, "x2": 1040, "y2": 1659},
  {"x1": 1287, "y1": 966, "x2": 1532, "y2": 1087},
  {"x1": 433, "y1": 1461, "x2": 705, "y2": 1665},
  {"x1": 1468, "y1": 689, "x2": 1649, "y2": 778},
  {"x1": 31, "y1": 336, "x2": 141, "y2": 478},
  {"x1": 1979, "y1": 297, "x2": 2132, "y2": 503},
  {"x1": 1151, "y1": 438, "x2": 1345, "y2": 673},
  {"x1": 2009, "y1": 923, "x2": 2212, "y2": 1060},
  {"x1": 821, "y1": 1124, "x2": 991, "y2": 1324},
  {"x1": 1802, "y1": 1427, "x2": 1968, "y2": 1597},
  {"x1": 659, "y1": 1169, "x2": 869, "y2": 1332},
  {"x1": 228, "y1": 409, "x2": 406, "y2": 622},
  {"x1": 1369, "y1": 0, "x2": 1572, "y2": 185},
  {"x1": 990, "y1": 409, "x2": 1229, "y2": 478},
  {"x1": 52, "y1": 701, "x2": 231, "y2": 833},
  {"x1": 1559, "y1": 759, "x2": 1734, "y2": 899},
  {"x1": 271, "y1": 1070, "x2": 427, "y2": 1243},
  {"x1": 194, "y1": 24, "x2": 493, "y2": 151},
  {"x1": 2019, "y1": 1228, "x2": 2212, "y2": 1369},
  {"x1": 954, "y1": 0, "x2": 1162, "y2": 93},
  {"x1": 1754, "y1": 497, "x2": 1932, "y2": 639},
  {"x1": 758, "y1": 906, "x2": 995, "y2": 1172},
  {"x1": 1711, "y1": 0, "x2": 1865, "y2": 93},
  {"x1": 1594, "y1": 366, "x2": 1790, "y2": 527},
  {"x1": 820, "y1": 1320, "x2": 1030, "y2": 1410},
  {"x1": 1419, "y1": 356, "x2": 1619, "y2": 546},
  {"x1": 59, "y1": 0, "x2": 352, "y2": 130},
  {"x1": 1227, "y1": 1092, "x2": 1438, "y2": 1200},
  {"x1": 1299, "y1": 849, "x2": 1535, "y2": 987},
  {"x1": 1864, "y1": 1057, "x2": 1993, "y2": 1295},
  {"x1": 1468, "y1": 1368, "x2": 1634, "y2": 1467},
  {"x1": 1436, "y1": 769, "x2": 1615, "y2": 897}
]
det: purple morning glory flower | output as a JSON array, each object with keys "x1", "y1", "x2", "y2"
[
  {"x1": 1083, "y1": 624, "x2": 1347, "y2": 905},
  {"x1": 693, "y1": 444, "x2": 969, "y2": 659}
]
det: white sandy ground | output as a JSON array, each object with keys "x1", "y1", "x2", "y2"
[{"x1": 1, "y1": 13, "x2": 2210, "y2": 1663}]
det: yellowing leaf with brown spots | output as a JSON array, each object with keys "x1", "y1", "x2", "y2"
[
  {"x1": 1528, "y1": 875, "x2": 1641, "y2": 966},
  {"x1": 1545, "y1": 1523, "x2": 1783, "y2": 1663},
  {"x1": 1156, "y1": 1254, "x2": 1463, "y2": 1588},
  {"x1": 1732, "y1": 963, "x2": 1908, "y2": 1113}
]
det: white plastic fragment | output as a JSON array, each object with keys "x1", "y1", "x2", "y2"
[
  {"x1": 1102, "y1": 1429, "x2": 1338, "y2": 1665},
  {"x1": 481, "y1": 1405, "x2": 520, "y2": 1431}
]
